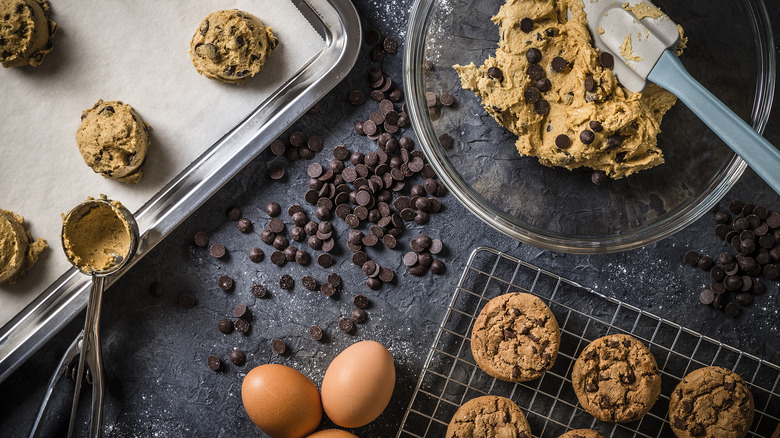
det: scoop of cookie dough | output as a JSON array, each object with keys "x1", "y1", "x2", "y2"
[
  {"x1": 453, "y1": 0, "x2": 683, "y2": 179},
  {"x1": 0, "y1": 209, "x2": 47, "y2": 284},
  {"x1": 76, "y1": 99, "x2": 151, "y2": 184},
  {"x1": 446, "y1": 395, "x2": 532, "y2": 438},
  {"x1": 190, "y1": 9, "x2": 278, "y2": 84},
  {"x1": 0, "y1": 0, "x2": 56, "y2": 68}
]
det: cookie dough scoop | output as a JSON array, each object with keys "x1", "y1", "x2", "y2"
[
  {"x1": 582, "y1": 0, "x2": 780, "y2": 195},
  {"x1": 0, "y1": 0, "x2": 57, "y2": 68},
  {"x1": 30, "y1": 197, "x2": 138, "y2": 438}
]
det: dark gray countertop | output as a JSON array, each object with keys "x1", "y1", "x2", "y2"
[{"x1": 2, "y1": 1, "x2": 779, "y2": 437}]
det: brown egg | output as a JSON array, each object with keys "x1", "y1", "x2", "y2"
[
  {"x1": 242, "y1": 364, "x2": 322, "y2": 438},
  {"x1": 306, "y1": 430, "x2": 359, "y2": 438},
  {"x1": 321, "y1": 340, "x2": 395, "y2": 428}
]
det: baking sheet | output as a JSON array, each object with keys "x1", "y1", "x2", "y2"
[{"x1": 0, "y1": 0, "x2": 325, "y2": 326}]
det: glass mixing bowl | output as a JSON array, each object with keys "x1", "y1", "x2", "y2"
[{"x1": 404, "y1": 0, "x2": 775, "y2": 253}]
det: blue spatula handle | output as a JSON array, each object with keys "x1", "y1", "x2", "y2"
[{"x1": 648, "y1": 50, "x2": 780, "y2": 195}]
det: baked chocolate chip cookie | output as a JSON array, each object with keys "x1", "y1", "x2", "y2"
[
  {"x1": 669, "y1": 366, "x2": 754, "y2": 438},
  {"x1": 572, "y1": 334, "x2": 661, "y2": 423},
  {"x1": 471, "y1": 292, "x2": 560, "y2": 382},
  {"x1": 190, "y1": 9, "x2": 277, "y2": 84},
  {"x1": 559, "y1": 430, "x2": 605, "y2": 438},
  {"x1": 0, "y1": 0, "x2": 56, "y2": 68},
  {"x1": 446, "y1": 395, "x2": 532, "y2": 438},
  {"x1": 76, "y1": 99, "x2": 151, "y2": 183}
]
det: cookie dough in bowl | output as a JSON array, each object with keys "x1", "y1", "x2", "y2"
[
  {"x1": 0, "y1": 0, "x2": 56, "y2": 68},
  {"x1": 76, "y1": 99, "x2": 151, "y2": 184},
  {"x1": 453, "y1": 0, "x2": 684, "y2": 179},
  {"x1": 0, "y1": 209, "x2": 47, "y2": 284},
  {"x1": 190, "y1": 9, "x2": 278, "y2": 84}
]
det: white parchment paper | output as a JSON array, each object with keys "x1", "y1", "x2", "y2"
[{"x1": 0, "y1": 0, "x2": 324, "y2": 326}]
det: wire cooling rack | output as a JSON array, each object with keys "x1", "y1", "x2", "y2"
[{"x1": 397, "y1": 247, "x2": 780, "y2": 437}]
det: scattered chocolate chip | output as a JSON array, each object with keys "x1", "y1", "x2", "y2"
[
  {"x1": 309, "y1": 325, "x2": 324, "y2": 341},
  {"x1": 302, "y1": 275, "x2": 318, "y2": 291},
  {"x1": 318, "y1": 253, "x2": 333, "y2": 268},
  {"x1": 209, "y1": 243, "x2": 226, "y2": 259},
  {"x1": 207, "y1": 355, "x2": 221, "y2": 371},
  {"x1": 233, "y1": 303, "x2": 250, "y2": 319},
  {"x1": 248, "y1": 247, "x2": 264, "y2": 263},
  {"x1": 237, "y1": 218, "x2": 253, "y2": 233},
  {"x1": 725, "y1": 302, "x2": 741, "y2": 318},
  {"x1": 279, "y1": 274, "x2": 294, "y2": 290},
  {"x1": 179, "y1": 294, "x2": 195, "y2": 309},
  {"x1": 218, "y1": 275, "x2": 234, "y2": 291},
  {"x1": 251, "y1": 284, "x2": 268, "y2": 298},
  {"x1": 234, "y1": 318, "x2": 251, "y2": 334},
  {"x1": 270, "y1": 250, "x2": 286, "y2": 266},
  {"x1": 268, "y1": 165, "x2": 285, "y2": 180},
  {"x1": 591, "y1": 170, "x2": 608, "y2": 185},
  {"x1": 272, "y1": 339, "x2": 287, "y2": 355},
  {"x1": 699, "y1": 289, "x2": 714, "y2": 305},
  {"x1": 227, "y1": 207, "x2": 241, "y2": 221},
  {"x1": 194, "y1": 231, "x2": 209, "y2": 247},
  {"x1": 218, "y1": 318, "x2": 234, "y2": 334},
  {"x1": 354, "y1": 294, "x2": 369, "y2": 309},
  {"x1": 351, "y1": 308, "x2": 368, "y2": 324},
  {"x1": 338, "y1": 317, "x2": 354, "y2": 333},
  {"x1": 430, "y1": 259, "x2": 446, "y2": 275},
  {"x1": 229, "y1": 350, "x2": 246, "y2": 366},
  {"x1": 349, "y1": 90, "x2": 366, "y2": 106},
  {"x1": 383, "y1": 37, "x2": 398, "y2": 54}
]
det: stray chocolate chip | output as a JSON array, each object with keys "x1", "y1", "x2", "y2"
[
  {"x1": 309, "y1": 325, "x2": 324, "y2": 341},
  {"x1": 279, "y1": 274, "x2": 294, "y2": 290},
  {"x1": 440, "y1": 93, "x2": 455, "y2": 106},
  {"x1": 229, "y1": 350, "x2": 246, "y2": 366},
  {"x1": 684, "y1": 250, "x2": 700, "y2": 266},
  {"x1": 349, "y1": 90, "x2": 366, "y2": 106},
  {"x1": 699, "y1": 289, "x2": 714, "y2": 305},
  {"x1": 194, "y1": 231, "x2": 209, "y2": 247},
  {"x1": 302, "y1": 275, "x2": 318, "y2": 291},
  {"x1": 351, "y1": 308, "x2": 368, "y2": 324},
  {"x1": 149, "y1": 282, "x2": 164, "y2": 297},
  {"x1": 207, "y1": 355, "x2": 221, "y2": 371},
  {"x1": 233, "y1": 304, "x2": 250, "y2": 319},
  {"x1": 227, "y1": 207, "x2": 241, "y2": 221},
  {"x1": 591, "y1": 170, "x2": 607, "y2": 185},
  {"x1": 179, "y1": 293, "x2": 195, "y2": 308},
  {"x1": 268, "y1": 165, "x2": 285, "y2": 180},
  {"x1": 218, "y1": 275, "x2": 234, "y2": 291},
  {"x1": 270, "y1": 250, "x2": 286, "y2": 266},
  {"x1": 318, "y1": 253, "x2": 333, "y2": 268},
  {"x1": 209, "y1": 243, "x2": 226, "y2": 259},
  {"x1": 218, "y1": 318, "x2": 234, "y2": 334},
  {"x1": 272, "y1": 339, "x2": 287, "y2": 355},
  {"x1": 338, "y1": 317, "x2": 355, "y2": 333},
  {"x1": 251, "y1": 284, "x2": 268, "y2": 298},
  {"x1": 354, "y1": 294, "x2": 369, "y2": 309},
  {"x1": 327, "y1": 273, "x2": 342, "y2": 287},
  {"x1": 235, "y1": 318, "x2": 251, "y2": 334},
  {"x1": 383, "y1": 37, "x2": 397, "y2": 54},
  {"x1": 237, "y1": 218, "x2": 253, "y2": 233},
  {"x1": 430, "y1": 259, "x2": 446, "y2": 275},
  {"x1": 725, "y1": 302, "x2": 741, "y2": 318},
  {"x1": 248, "y1": 247, "x2": 264, "y2": 263}
]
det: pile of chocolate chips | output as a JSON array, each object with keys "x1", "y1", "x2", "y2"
[{"x1": 685, "y1": 200, "x2": 780, "y2": 317}]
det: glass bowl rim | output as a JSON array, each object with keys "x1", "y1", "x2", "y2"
[{"x1": 403, "y1": 0, "x2": 776, "y2": 254}]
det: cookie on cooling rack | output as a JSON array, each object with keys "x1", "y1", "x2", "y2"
[
  {"x1": 669, "y1": 366, "x2": 754, "y2": 438},
  {"x1": 446, "y1": 395, "x2": 532, "y2": 438},
  {"x1": 559, "y1": 429, "x2": 605, "y2": 438},
  {"x1": 572, "y1": 334, "x2": 662, "y2": 423},
  {"x1": 470, "y1": 292, "x2": 560, "y2": 382}
]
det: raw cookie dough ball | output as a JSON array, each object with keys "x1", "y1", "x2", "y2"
[
  {"x1": 0, "y1": 0, "x2": 56, "y2": 68},
  {"x1": 0, "y1": 209, "x2": 47, "y2": 284},
  {"x1": 76, "y1": 99, "x2": 151, "y2": 184},
  {"x1": 190, "y1": 9, "x2": 277, "y2": 84}
]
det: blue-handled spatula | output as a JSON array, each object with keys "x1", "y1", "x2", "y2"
[{"x1": 582, "y1": 0, "x2": 780, "y2": 194}]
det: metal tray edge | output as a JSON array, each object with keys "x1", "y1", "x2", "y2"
[{"x1": 0, "y1": 0, "x2": 361, "y2": 383}]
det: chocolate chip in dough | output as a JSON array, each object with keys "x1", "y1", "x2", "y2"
[
  {"x1": 488, "y1": 66, "x2": 503, "y2": 80},
  {"x1": 520, "y1": 17, "x2": 534, "y2": 33}
]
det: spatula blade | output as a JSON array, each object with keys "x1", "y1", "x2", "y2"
[{"x1": 581, "y1": 0, "x2": 680, "y2": 92}]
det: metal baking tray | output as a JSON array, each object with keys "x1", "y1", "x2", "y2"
[
  {"x1": 398, "y1": 247, "x2": 780, "y2": 437},
  {"x1": 0, "y1": 0, "x2": 360, "y2": 383}
]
